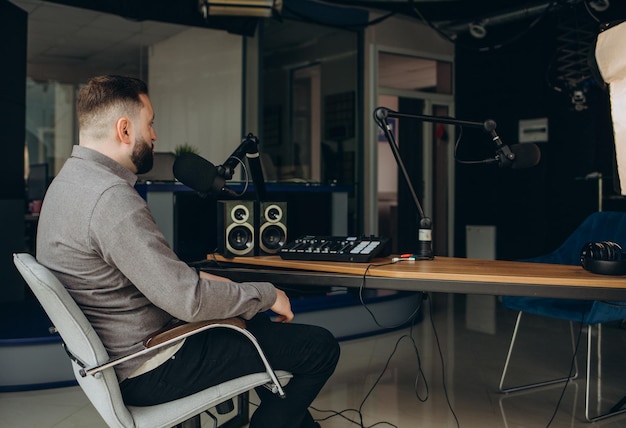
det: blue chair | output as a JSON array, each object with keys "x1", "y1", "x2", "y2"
[{"x1": 498, "y1": 211, "x2": 626, "y2": 422}]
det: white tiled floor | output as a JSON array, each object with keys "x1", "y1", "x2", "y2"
[{"x1": 1, "y1": 293, "x2": 626, "y2": 428}]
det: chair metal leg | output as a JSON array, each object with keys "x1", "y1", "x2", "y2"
[
  {"x1": 499, "y1": 381, "x2": 579, "y2": 428},
  {"x1": 499, "y1": 311, "x2": 578, "y2": 393},
  {"x1": 585, "y1": 324, "x2": 626, "y2": 422}
]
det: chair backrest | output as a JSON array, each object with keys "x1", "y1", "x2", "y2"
[
  {"x1": 13, "y1": 253, "x2": 134, "y2": 428},
  {"x1": 526, "y1": 211, "x2": 626, "y2": 265},
  {"x1": 512, "y1": 212, "x2": 626, "y2": 323}
]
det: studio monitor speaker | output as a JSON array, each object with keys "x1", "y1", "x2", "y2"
[
  {"x1": 258, "y1": 201, "x2": 287, "y2": 255},
  {"x1": 217, "y1": 200, "x2": 255, "y2": 257}
]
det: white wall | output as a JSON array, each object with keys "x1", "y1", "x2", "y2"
[{"x1": 149, "y1": 27, "x2": 244, "y2": 164}]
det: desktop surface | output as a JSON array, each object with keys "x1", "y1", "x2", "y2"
[{"x1": 204, "y1": 254, "x2": 626, "y2": 300}]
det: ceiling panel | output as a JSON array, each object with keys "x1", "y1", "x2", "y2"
[
  {"x1": 10, "y1": 0, "x2": 626, "y2": 85},
  {"x1": 11, "y1": 0, "x2": 188, "y2": 82}
]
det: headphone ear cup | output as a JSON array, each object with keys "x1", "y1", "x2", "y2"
[
  {"x1": 580, "y1": 241, "x2": 626, "y2": 275},
  {"x1": 580, "y1": 241, "x2": 606, "y2": 267},
  {"x1": 604, "y1": 241, "x2": 623, "y2": 260}
]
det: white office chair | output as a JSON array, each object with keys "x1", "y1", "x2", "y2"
[{"x1": 13, "y1": 252, "x2": 291, "y2": 428}]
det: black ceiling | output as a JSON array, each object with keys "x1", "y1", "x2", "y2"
[
  {"x1": 316, "y1": 0, "x2": 626, "y2": 36},
  {"x1": 43, "y1": 0, "x2": 261, "y2": 36},
  {"x1": 326, "y1": 0, "x2": 552, "y2": 22},
  {"x1": 42, "y1": 0, "x2": 626, "y2": 37}
]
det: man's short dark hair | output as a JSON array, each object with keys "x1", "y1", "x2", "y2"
[{"x1": 77, "y1": 75, "x2": 148, "y2": 134}]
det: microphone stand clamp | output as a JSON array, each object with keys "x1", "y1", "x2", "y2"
[{"x1": 216, "y1": 133, "x2": 260, "y2": 180}]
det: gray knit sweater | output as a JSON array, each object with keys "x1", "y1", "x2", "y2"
[{"x1": 36, "y1": 146, "x2": 276, "y2": 381}]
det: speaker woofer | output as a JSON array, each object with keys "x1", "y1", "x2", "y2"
[{"x1": 226, "y1": 223, "x2": 254, "y2": 254}]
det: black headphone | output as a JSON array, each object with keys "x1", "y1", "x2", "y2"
[{"x1": 580, "y1": 241, "x2": 626, "y2": 275}]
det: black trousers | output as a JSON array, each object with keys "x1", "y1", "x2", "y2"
[{"x1": 120, "y1": 314, "x2": 340, "y2": 428}]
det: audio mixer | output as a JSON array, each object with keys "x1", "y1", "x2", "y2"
[{"x1": 279, "y1": 235, "x2": 390, "y2": 263}]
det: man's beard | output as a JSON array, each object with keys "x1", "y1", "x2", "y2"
[{"x1": 132, "y1": 136, "x2": 154, "y2": 174}]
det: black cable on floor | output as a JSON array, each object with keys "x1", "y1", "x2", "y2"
[
  {"x1": 311, "y1": 261, "x2": 462, "y2": 428},
  {"x1": 357, "y1": 260, "x2": 425, "y2": 330},
  {"x1": 309, "y1": 261, "x2": 426, "y2": 427}
]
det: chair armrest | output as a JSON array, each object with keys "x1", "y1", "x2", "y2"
[
  {"x1": 80, "y1": 316, "x2": 287, "y2": 398},
  {"x1": 144, "y1": 318, "x2": 246, "y2": 348},
  {"x1": 80, "y1": 318, "x2": 246, "y2": 377}
]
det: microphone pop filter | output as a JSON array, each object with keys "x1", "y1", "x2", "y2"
[{"x1": 173, "y1": 152, "x2": 222, "y2": 195}]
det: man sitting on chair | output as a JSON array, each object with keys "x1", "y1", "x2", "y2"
[{"x1": 36, "y1": 74, "x2": 340, "y2": 428}]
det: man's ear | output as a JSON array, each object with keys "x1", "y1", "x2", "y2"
[{"x1": 116, "y1": 117, "x2": 131, "y2": 145}]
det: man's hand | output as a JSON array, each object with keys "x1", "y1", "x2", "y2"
[{"x1": 271, "y1": 288, "x2": 294, "y2": 323}]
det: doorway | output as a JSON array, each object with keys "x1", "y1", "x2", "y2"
[{"x1": 376, "y1": 51, "x2": 454, "y2": 255}]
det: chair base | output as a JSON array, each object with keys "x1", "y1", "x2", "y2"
[
  {"x1": 499, "y1": 312, "x2": 579, "y2": 394},
  {"x1": 499, "y1": 382, "x2": 580, "y2": 428},
  {"x1": 174, "y1": 391, "x2": 251, "y2": 428},
  {"x1": 588, "y1": 409, "x2": 626, "y2": 423},
  {"x1": 499, "y1": 312, "x2": 626, "y2": 422},
  {"x1": 175, "y1": 414, "x2": 201, "y2": 428}
]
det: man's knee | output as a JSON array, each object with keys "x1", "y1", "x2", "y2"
[{"x1": 309, "y1": 325, "x2": 340, "y2": 373}]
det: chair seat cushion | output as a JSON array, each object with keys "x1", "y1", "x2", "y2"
[{"x1": 501, "y1": 296, "x2": 626, "y2": 324}]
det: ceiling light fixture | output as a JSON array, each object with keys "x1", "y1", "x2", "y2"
[
  {"x1": 198, "y1": 0, "x2": 283, "y2": 18},
  {"x1": 588, "y1": 0, "x2": 610, "y2": 12},
  {"x1": 468, "y1": 21, "x2": 487, "y2": 39}
]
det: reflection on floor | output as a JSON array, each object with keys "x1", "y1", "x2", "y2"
[{"x1": 1, "y1": 293, "x2": 625, "y2": 428}]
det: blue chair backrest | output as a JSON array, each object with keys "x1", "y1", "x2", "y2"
[
  {"x1": 525, "y1": 211, "x2": 626, "y2": 266},
  {"x1": 507, "y1": 211, "x2": 626, "y2": 323}
]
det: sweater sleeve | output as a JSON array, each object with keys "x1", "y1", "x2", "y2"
[{"x1": 90, "y1": 184, "x2": 277, "y2": 321}]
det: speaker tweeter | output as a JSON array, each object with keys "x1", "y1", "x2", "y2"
[
  {"x1": 217, "y1": 200, "x2": 255, "y2": 257},
  {"x1": 258, "y1": 201, "x2": 287, "y2": 255}
]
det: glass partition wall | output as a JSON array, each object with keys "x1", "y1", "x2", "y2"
[
  {"x1": 20, "y1": 2, "x2": 362, "y2": 233},
  {"x1": 260, "y1": 18, "x2": 360, "y2": 187},
  {"x1": 25, "y1": 79, "x2": 76, "y2": 178}
]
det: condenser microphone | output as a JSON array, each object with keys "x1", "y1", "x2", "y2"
[{"x1": 172, "y1": 152, "x2": 227, "y2": 197}]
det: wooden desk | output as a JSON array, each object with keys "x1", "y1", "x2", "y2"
[{"x1": 204, "y1": 254, "x2": 626, "y2": 300}]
